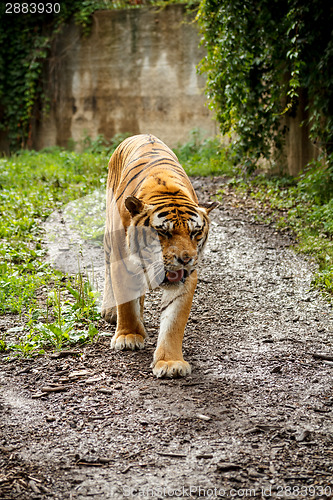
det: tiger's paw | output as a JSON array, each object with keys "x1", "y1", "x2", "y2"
[
  {"x1": 101, "y1": 306, "x2": 117, "y2": 325},
  {"x1": 152, "y1": 360, "x2": 191, "y2": 378},
  {"x1": 111, "y1": 333, "x2": 145, "y2": 351}
]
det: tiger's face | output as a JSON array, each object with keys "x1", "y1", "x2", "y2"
[{"x1": 124, "y1": 195, "x2": 217, "y2": 286}]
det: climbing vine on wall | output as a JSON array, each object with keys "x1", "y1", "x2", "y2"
[
  {"x1": 0, "y1": 0, "x2": 197, "y2": 151},
  {"x1": 0, "y1": 2, "x2": 90, "y2": 150}
]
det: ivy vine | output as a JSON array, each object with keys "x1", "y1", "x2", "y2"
[
  {"x1": 0, "y1": 2, "x2": 81, "y2": 150},
  {"x1": 197, "y1": 0, "x2": 333, "y2": 173}
]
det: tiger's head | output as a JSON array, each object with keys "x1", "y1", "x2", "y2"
[{"x1": 124, "y1": 195, "x2": 218, "y2": 286}]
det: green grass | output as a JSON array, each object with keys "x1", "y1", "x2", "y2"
[
  {"x1": 0, "y1": 137, "x2": 123, "y2": 355},
  {"x1": 173, "y1": 129, "x2": 236, "y2": 177},
  {"x1": 222, "y1": 161, "x2": 333, "y2": 302},
  {"x1": 0, "y1": 148, "x2": 107, "y2": 311},
  {"x1": 4, "y1": 280, "x2": 100, "y2": 356}
]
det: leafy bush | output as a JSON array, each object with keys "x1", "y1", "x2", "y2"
[{"x1": 197, "y1": 0, "x2": 333, "y2": 177}]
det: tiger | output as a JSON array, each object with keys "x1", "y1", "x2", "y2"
[{"x1": 101, "y1": 134, "x2": 217, "y2": 378}]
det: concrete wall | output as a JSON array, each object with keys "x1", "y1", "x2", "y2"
[{"x1": 35, "y1": 5, "x2": 216, "y2": 150}]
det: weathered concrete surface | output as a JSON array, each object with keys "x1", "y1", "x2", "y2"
[{"x1": 36, "y1": 5, "x2": 216, "y2": 150}]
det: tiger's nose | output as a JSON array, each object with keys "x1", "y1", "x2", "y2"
[{"x1": 178, "y1": 255, "x2": 192, "y2": 265}]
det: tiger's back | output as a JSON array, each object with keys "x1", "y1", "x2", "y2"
[{"x1": 106, "y1": 134, "x2": 198, "y2": 217}]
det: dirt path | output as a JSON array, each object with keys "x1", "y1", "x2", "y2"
[{"x1": 1, "y1": 178, "x2": 333, "y2": 499}]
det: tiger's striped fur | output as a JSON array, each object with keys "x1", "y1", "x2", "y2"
[{"x1": 101, "y1": 134, "x2": 217, "y2": 378}]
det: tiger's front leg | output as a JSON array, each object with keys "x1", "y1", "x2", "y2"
[
  {"x1": 152, "y1": 271, "x2": 197, "y2": 378},
  {"x1": 111, "y1": 298, "x2": 147, "y2": 351}
]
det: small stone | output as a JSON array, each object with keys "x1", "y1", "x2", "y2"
[
  {"x1": 196, "y1": 414, "x2": 211, "y2": 421},
  {"x1": 217, "y1": 462, "x2": 241, "y2": 472},
  {"x1": 295, "y1": 429, "x2": 311, "y2": 442}
]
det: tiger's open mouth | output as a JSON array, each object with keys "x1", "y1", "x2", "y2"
[{"x1": 163, "y1": 268, "x2": 189, "y2": 284}]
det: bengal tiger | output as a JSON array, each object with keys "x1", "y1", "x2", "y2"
[{"x1": 101, "y1": 134, "x2": 217, "y2": 378}]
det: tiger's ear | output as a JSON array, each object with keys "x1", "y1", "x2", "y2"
[
  {"x1": 125, "y1": 196, "x2": 145, "y2": 217},
  {"x1": 199, "y1": 201, "x2": 219, "y2": 213}
]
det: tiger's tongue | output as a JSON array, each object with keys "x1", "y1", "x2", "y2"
[{"x1": 166, "y1": 269, "x2": 184, "y2": 282}]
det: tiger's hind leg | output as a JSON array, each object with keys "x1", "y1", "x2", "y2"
[
  {"x1": 111, "y1": 298, "x2": 147, "y2": 350},
  {"x1": 140, "y1": 294, "x2": 145, "y2": 322},
  {"x1": 101, "y1": 306, "x2": 117, "y2": 324},
  {"x1": 101, "y1": 255, "x2": 117, "y2": 324}
]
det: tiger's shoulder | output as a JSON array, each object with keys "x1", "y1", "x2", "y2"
[{"x1": 108, "y1": 134, "x2": 197, "y2": 210}]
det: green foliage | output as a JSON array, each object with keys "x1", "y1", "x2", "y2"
[
  {"x1": 0, "y1": 146, "x2": 108, "y2": 316},
  {"x1": 312, "y1": 269, "x2": 333, "y2": 299},
  {"x1": 81, "y1": 132, "x2": 132, "y2": 157},
  {"x1": 6, "y1": 276, "x2": 100, "y2": 356},
  {"x1": 297, "y1": 162, "x2": 333, "y2": 204},
  {"x1": 197, "y1": 0, "x2": 333, "y2": 174},
  {"x1": 66, "y1": 273, "x2": 101, "y2": 322},
  {"x1": 173, "y1": 129, "x2": 235, "y2": 176},
  {"x1": 224, "y1": 160, "x2": 333, "y2": 302},
  {"x1": 0, "y1": 259, "x2": 48, "y2": 315},
  {"x1": 0, "y1": 3, "x2": 77, "y2": 149}
]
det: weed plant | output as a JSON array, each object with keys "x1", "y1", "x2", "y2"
[{"x1": 224, "y1": 159, "x2": 333, "y2": 302}]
